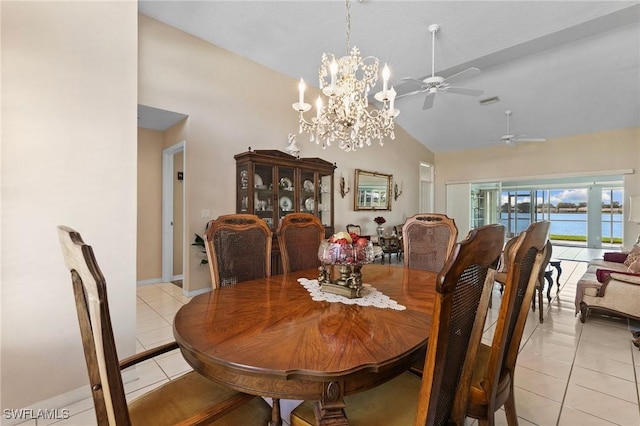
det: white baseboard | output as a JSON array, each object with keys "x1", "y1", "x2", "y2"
[
  {"x1": 136, "y1": 278, "x2": 162, "y2": 286},
  {"x1": 183, "y1": 287, "x2": 211, "y2": 297},
  {"x1": 1, "y1": 369, "x2": 138, "y2": 426}
]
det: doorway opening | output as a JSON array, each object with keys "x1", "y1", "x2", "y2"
[
  {"x1": 162, "y1": 141, "x2": 185, "y2": 283},
  {"x1": 419, "y1": 162, "x2": 434, "y2": 212}
]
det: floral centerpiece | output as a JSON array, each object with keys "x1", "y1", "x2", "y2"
[{"x1": 317, "y1": 231, "x2": 374, "y2": 298}]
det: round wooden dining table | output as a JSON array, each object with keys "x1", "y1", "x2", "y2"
[{"x1": 173, "y1": 264, "x2": 437, "y2": 425}]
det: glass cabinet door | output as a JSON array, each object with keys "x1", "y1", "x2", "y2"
[
  {"x1": 276, "y1": 166, "x2": 295, "y2": 225},
  {"x1": 237, "y1": 165, "x2": 250, "y2": 213},
  {"x1": 319, "y1": 173, "x2": 333, "y2": 229},
  {"x1": 253, "y1": 163, "x2": 275, "y2": 229},
  {"x1": 300, "y1": 169, "x2": 316, "y2": 215}
]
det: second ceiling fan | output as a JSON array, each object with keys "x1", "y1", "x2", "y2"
[
  {"x1": 498, "y1": 110, "x2": 547, "y2": 145},
  {"x1": 398, "y1": 24, "x2": 484, "y2": 110}
]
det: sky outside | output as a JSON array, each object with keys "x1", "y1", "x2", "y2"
[{"x1": 501, "y1": 188, "x2": 624, "y2": 207}]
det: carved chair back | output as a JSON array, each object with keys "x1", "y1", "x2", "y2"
[
  {"x1": 204, "y1": 214, "x2": 272, "y2": 289},
  {"x1": 346, "y1": 224, "x2": 362, "y2": 236},
  {"x1": 278, "y1": 213, "x2": 324, "y2": 273},
  {"x1": 402, "y1": 213, "x2": 458, "y2": 272}
]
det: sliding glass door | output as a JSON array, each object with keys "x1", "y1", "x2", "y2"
[{"x1": 500, "y1": 186, "x2": 623, "y2": 248}]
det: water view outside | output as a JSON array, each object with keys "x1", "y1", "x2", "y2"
[
  {"x1": 500, "y1": 188, "x2": 623, "y2": 245},
  {"x1": 500, "y1": 213, "x2": 623, "y2": 241}
]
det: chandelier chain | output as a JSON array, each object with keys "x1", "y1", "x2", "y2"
[{"x1": 345, "y1": 0, "x2": 351, "y2": 53}]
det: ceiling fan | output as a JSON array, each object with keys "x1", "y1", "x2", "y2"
[
  {"x1": 499, "y1": 110, "x2": 547, "y2": 145},
  {"x1": 397, "y1": 24, "x2": 484, "y2": 110}
]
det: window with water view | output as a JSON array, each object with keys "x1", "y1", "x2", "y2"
[{"x1": 500, "y1": 187, "x2": 623, "y2": 248}]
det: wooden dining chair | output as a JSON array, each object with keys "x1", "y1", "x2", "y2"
[
  {"x1": 346, "y1": 223, "x2": 362, "y2": 236},
  {"x1": 204, "y1": 214, "x2": 284, "y2": 424},
  {"x1": 490, "y1": 235, "x2": 518, "y2": 308},
  {"x1": 402, "y1": 213, "x2": 458, "y2": 272},
  {"x1": 277, "y1": 213, "x2": 324, "y2": 273},
  {"x1": 204, "y1": 213, "x2": 272, "y2": 289},
  {"x1": 56, "y1": 225, "x2": 272, "y2": 426},
  {"x1": 494, "y1": 235, "x2": 518, "y2": 295},
  {"x1": 290, "y1": 223, "x2": 505, "y2": 426},
  {"x1": 494, "y1": 236, "x2": 552, "y2": 318},
  {"x1": 531, "y1": 240, "x2": 553, "y2": 323},
  {"x1": 466, "y1": 221, "x2": 550, "y2": 426}
]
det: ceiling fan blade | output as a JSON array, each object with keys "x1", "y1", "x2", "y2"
[
  {"x1": 395, "y1": 89, "x2": 426, "y2": 100},
  {"x1": 422, "y1": 92, "x2": 435, "y2": 110},
  {"x1": 513, "y1": 137, "x2": 547, "y2": 142},
  {"x1": 401, "y1": 77, "x2": 426, "y2": 84},
  {"x1": 445, "y1": 86, "x2": 484, "y2": 97},
  {"x1": 442, "y1": 67, "x2": 480, "y2": 83},
  {"x1": 392, "y1": 78, "x2": 427, "y2": 98}
]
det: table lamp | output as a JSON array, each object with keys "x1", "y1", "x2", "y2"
[{"x1": 628, "y1": 196, "x2": 640, "y2": 244}]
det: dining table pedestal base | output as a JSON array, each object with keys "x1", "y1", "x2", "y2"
[{"x1": 314, "y1": 381, "x2": 348, "y2": 425}]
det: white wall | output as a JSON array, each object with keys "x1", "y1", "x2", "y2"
[{"x1": 1, "y1": 1, "x2": 137, "y2": 410}]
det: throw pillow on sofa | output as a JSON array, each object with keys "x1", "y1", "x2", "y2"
[
  {"x1": 624, "y1": 245, "x2": 640, "y2": 267},
  {"x1": 628, "y1": 259, "x2": 640, "y2": 273},
  {"x1": 604, "y1": 252, "x2": 629, "y2": 263}
]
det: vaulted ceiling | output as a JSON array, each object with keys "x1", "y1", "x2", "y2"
[{"x1": 138, "y1": 1, "x2": 640, "y2": 153}]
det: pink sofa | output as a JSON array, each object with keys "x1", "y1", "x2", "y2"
[{"x1": 576, "y1": 251, "x2": 640, "y2": 323}]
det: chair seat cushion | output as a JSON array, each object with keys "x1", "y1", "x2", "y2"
[
  {"x1": 467, "y1": 343, "x2": 510, "y2": 415},
  {"x1": 129, "y1": 371, "x2": 272, "y2": 426},
  {"x1": 290, "y1": 372, "x2": 421, "y2": 426}
]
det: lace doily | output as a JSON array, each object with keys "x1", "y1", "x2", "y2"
[{"x1": 297, "y1": 278, "x2": 406, "y2": 311}]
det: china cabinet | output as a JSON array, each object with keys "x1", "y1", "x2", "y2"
[{"x1": 234, "y1": 149, "x2": 336, "y2": 273}]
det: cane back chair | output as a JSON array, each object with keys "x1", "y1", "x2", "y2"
[
  {"x1": 277, "y1": 213, "x2": 324, "y2": 273},
  {"x1": 57, "y1": 226, "x2": 271, "y2": 426},
  {"x1": 466, "y1": 221, "x2": 550, "y2": 425},
  {"x1": 532, "y1": 240, "x2": 553, "y2": 323},
  {"x1": 204, "y1": 214, "x2": 271, "y2": 289},
  {"x1": 290, "y1": 224, "x2": 505, "y2": 426},
  {"x1": 402, "y1": 213, "x2": 458, "y2": 272}
]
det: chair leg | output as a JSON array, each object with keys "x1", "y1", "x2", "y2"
[
  {"x1": 269, "y1": 399, "x2": 282, "y2": 426},
  {"x1": 538, "y1": 285, "x2": 544, "y2": 323},
  {"x1": 504, "y1": 383, "x2": 518, "y2": 426}
]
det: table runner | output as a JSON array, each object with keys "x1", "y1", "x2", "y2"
[{"x1": 298, "y1": 278, "x2": 406, "y2": 311}]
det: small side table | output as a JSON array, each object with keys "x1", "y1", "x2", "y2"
[
  {"x1": 379, "y1": 236, "x2": 402, "y2": 264},
  {"x1": 543, "y1": 259, "x2": 562, "y2": 301}
]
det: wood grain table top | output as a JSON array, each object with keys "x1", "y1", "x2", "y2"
[{"x1": 173, "y1": 264, "x2": 436, "y2": 403}]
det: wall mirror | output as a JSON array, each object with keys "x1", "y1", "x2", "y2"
[{"x1": 354, "y1": 169, "x2": 392, "y2": 211}]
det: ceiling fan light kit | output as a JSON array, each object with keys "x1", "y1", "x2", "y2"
[
  {"x1": 292, "y1": 0, "x2": 398, "y2": 152},
  {"x1": 397, "y1": 23, "x2": 484, "y2": 110}
]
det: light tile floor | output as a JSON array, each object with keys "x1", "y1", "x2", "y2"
[{"x1": 31, "y1": 246, "x2": 640, "y2": 426}]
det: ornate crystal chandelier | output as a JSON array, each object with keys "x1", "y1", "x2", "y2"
[{"x1": 292, "y1": 0, "x2": 399, "y2": 152}]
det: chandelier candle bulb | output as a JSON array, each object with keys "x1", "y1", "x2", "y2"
[
  {"x1": 382, "y1": 64, "x2": 390, "y2": 97},
  {"x1": 298, "y1": 79, "x2": 305, "y2": 105},
  {"x1": 316, "y1": 97, "x2": 323, "y2": 119},
  {"x1": 330, "y1": 59, "x2": 338, "y2": 89}
]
